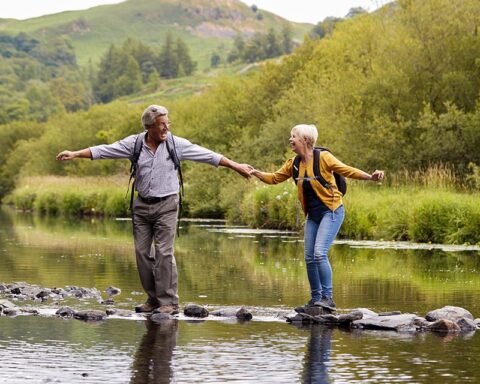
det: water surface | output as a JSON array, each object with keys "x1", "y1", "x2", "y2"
[{"x1": 1, "y1": 208, "x2": 479, "y2": 383}]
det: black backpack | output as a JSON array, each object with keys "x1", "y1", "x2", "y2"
[
  {"x1": 292, "y1": 147, "x2": 347, "y2": 195},
  {"x1": 128, "y1": 132, "x2": 184, "y2": 210}
]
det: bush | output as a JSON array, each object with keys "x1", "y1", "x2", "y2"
[
  {"x1": 35, "y1": 192, "x2": 60, "y2": 215},
  {"x1": 61, "y1": 192, "x2": 85, "y2": 216}
]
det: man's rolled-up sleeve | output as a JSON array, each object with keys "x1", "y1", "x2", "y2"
[
  {"x1": 90, "y1": 135, "x2": 136, "y2": 160},
  {"x1": 177, "y1": 137, "x2": 223, "y2": 166}
]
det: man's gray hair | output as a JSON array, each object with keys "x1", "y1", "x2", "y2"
[
  {"x1": 291, "y1": 124, "x2": 318, "y2": 148},
  {"x1": 141, "y1": 105, "x2": 168, "y2": 128}
]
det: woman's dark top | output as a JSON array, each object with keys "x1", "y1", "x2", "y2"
[{"x1": 303, "y1": 172, "x2": 330, "y2": 223}]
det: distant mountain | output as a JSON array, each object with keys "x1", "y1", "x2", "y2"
[{"x1": 0, "y1": 0, "x2": 312, "y2": 68}]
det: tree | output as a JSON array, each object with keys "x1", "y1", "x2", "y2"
[
  {"x1": 158, "y1": 33, "x2": 177, "y2": 79},
  {"x1": 227, "y1": 34, "x2": 245, "y2": 63},
  {"x1": 210, "y1": 52, "x2": 221, "y2": 68},
  {"x1": 93, "y1": 44, "x2": 119, "y2": 103},
  {"x1": 113, "y1": 55, "x2": 142, "y2": 96},
  {"x1": 345, "y1": 7, "x2": 367, "y2": 18},
  {"x1": 281, "y1": 25, "x2": 294, "y2": 54},
  {"x1": 174, "y1": 37, "x2": 196, "y2": 76},
  {"x1": 243, "y1": 32, "x2": 267, "y2": 63},
  {"x1": 310, "y1": 17, "x2": 342, "y2": 39},
  {"x1": 122, "y1": 38, "x2": 157, "y2": 83},
  {"x1": 265, "y1": 29, "x2": 282, "y2": 58}
]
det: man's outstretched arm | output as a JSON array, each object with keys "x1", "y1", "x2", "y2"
[
  {"x1": 219, "y1": 157, "x2": 252, "y2": 179},
  {"x1": 56, "y1": 148, "x2": 92, "y2": 161}
]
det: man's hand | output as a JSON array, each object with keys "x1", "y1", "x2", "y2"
[
  {"x1": 56, "y1": 150, "x2": 76, "y2": 161},
  {"x1": 56, "y1": 148, "x2": 92, "y2": 160}
]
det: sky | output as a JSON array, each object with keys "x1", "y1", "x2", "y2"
[{"x1": 0, "y1": 0, "x2": 393, "y2": 24}]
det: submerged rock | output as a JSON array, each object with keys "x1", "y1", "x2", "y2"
[
  {"x1": 73, "y1": 310, "x2": 107, "y2": 321},
  {"x1": 105, "y1": 286, "x2": 121, "y2": 297},
  {"x1": 426, "y1": 319, "x2": 461, "y2": 333},
  {"x1": 151, "y1": 312, "x2": 176, "y2": 323},
  {"x1": 210, "y1": 306, "x2": 253, "y2": 320},
  {"x1": 456, "y1": 317, "x2": 477, "y2": 332},
  {"x1": 184, "y1": 304, "x2": 209, "y2": 318},
  {"x1": 106, "y1": 308, "x2": 134, "y2": 317}
]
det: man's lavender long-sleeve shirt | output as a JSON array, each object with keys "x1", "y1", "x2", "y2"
[{"x1": 90, "y1": 133, "x2": 222, "y2": 198}]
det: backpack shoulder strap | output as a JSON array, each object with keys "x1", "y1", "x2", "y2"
[
  {"x1": 292, "y1": 155, "x2": 301, "y2": 184},
  {"x1": 313, "y1": 147, "x2": 332, "y2": 190},
  {"x1": 165, "y1": 133, "x2": 181, "y2": 170},
  {"x1": 127, "y1": 132, "x2": 146, "y2": 210},
  {"x1": 130, "y1": 132, "x2": 146, "y2": 173},
  {"x1": 166, "y1": 133, "x2": 184, "y2": 237}
]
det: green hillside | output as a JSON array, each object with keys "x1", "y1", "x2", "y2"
[{"x1": 0, "y1": 0, "x2": 311, "y2": 68}]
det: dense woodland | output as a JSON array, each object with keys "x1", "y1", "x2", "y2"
[{"x1": 1, "y1": 0, "x2": 480, "y2": 220}]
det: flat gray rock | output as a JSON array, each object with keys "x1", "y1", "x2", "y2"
[
  {"x1": 426, "y1": 306, "x2": 473, "y2": 322},
  {"x1": 0, "y1": 299, "x2": 17, "y2": 309},
  {"x1": 354, "y1": 308, "x2": 378, "y2": 318},
  {"x1": 353, "y1": 313, "x2": 424, "y2": 332}
]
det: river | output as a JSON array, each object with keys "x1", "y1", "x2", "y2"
[{"x1": 0, "y1": 207, "x2": 479, "y2": 383}]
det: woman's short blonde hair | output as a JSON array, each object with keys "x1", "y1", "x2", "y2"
[{"x1": 291, "y1": 124, "x2": 318, "y2": 148}]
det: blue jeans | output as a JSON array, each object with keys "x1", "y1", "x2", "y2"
[{"x1": 304, "y1": 205, "x2": 345, "y2": 302}]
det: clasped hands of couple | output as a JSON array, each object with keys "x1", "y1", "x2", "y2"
[{"x1": 234, "y1": 164, "x2": 260, "y2": 179}]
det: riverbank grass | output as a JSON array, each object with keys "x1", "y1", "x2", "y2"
[
  {"x1": 6, "y1": 176, "x2": 129, "y2": 217},
  {"x1": 5, "y1": 176, "x2": 480, "y2": 245},
  {"x1": 239, "y1": 181, "x2": 480, "y2": 245}
]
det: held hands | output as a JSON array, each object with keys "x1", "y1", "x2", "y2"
[
  {"x1": 249, "y1": 168, "x2": 261, "y2": 179},
  {"x1": 235, "y1": 163, "x2": 254, "y2": 179},
  {"x1": 370, "y1": 170, "x2": 385, "y2": 182}
]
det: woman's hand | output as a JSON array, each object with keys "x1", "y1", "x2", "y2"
[
  {"x1": 249, "y1": 168, "x2": 265, "y2": 180},
  {"x1": 370, "y1": 170, "x2": 385, "y2": 181}
]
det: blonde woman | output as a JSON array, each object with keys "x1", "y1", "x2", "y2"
[{"x1": 250, "y1": 124, "x2": 384, "y2": 309}]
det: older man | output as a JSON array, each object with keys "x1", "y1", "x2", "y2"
[{"x1": 56, "y1": 105, "x2": 251, "y2": 314}]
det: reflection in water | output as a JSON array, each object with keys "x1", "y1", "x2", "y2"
[
  {"x1": 130, "y1": 319, "x2": 178, "y2": 384},
  {"x1": 3, "y1": 209, "x2": 480, "y2": 383},
  {"x1": 301, "y1": 325, "x2": 333, "y2": 384}
]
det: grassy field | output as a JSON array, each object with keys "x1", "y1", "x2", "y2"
[{"x1": 124, "y1": 62, "x2": 258, "y2": 104}]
